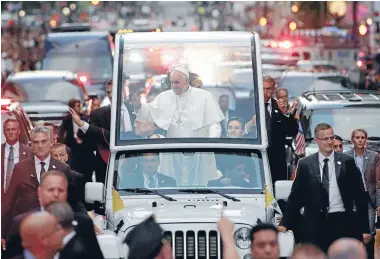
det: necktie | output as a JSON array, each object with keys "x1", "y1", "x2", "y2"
[
  {"x1": 322, "y1": 158, "x2": 330, "y2": 211},
  {"x1": 5, "y1": 146, "x2": 14, "y2": 191},
  {"x1": 148, "y1": 176, "x2": 156, "y2": 188},
  {"x1": 40, "y1": 162, "x2": 46, "y2": 175},
  {"x1": 264, "y1": 103, "x2": 270, "y2": 120}
]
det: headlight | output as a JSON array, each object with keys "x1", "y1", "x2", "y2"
[{"x1": 234, "y1": 227, "x2": 251, "y2": 249}]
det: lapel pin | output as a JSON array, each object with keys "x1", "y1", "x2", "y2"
[
  {"x1": 52, "y1": 165, "x2": 56, "y2": 169},
  {"x1": 337, "y1": 161, "x2": 341, "y2": 165},
  {"x1": 22, "y1": 152, "x2": 26, "y2": 155},
  {"x1": 274, "y1": 110, "x2": 278, "y2": 113},
  {"x1": 31, "y1": 174, "x2": 35, "y2": 178}
]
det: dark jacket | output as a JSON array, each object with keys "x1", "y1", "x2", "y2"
[
  {"x1": 6, "y1": 208, "x2": 104, "y2": 259},
  {"x1": 280, "y1": 152, "x2": 370, "y2": 243},
  {"x1": 1, "y1": 157, "x2": 81, "y2": 237}
]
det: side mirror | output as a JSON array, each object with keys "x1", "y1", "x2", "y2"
[
  {"x1": 85, "y1": 182, "x2": 104, "y2": 204},
  {"x1": 275, "y1": 181, "x2": 293, "y2": 201}
]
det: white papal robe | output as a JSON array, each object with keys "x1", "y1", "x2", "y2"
[{"x1": 136, "y1": 86, "x2": 225, "y2": 186}]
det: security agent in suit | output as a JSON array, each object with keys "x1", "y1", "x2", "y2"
[
  {"x1": 78, "y1": 79, "x2": 136, "y2": 184},
  {"x1": 1, "y1": 119, "x2": 33, "y2": 258},
  {"x1": 46, "y1": 202, "x2": 98, "y2": 259},
  {"x1": 345, "y1": 128, "x2": 380, "y2": 259},
  {"x1": 121, "y1": 153, "x2": 176, "y2": 188},
  {"x1": 278, "y1": 123, "x2": 371, "y2": 252},
  {"x1": 5, "y1": 171, "x2": 103, "y2": 259},
  {"x1": 1, "y1": 119, "x2": 33, "y2": 198},
  {"x1": 59, "y1": 99, "x2": 94, "y2": 182},
  {"x1": 1, "y1": 126, "x2": 84, "y2": 238},
  {"x1": 50, "y1": 143, "x2": 87, "y2": 213},
  {"x1": 246, "y1": 76, "x2": 298, "y2": 183}
]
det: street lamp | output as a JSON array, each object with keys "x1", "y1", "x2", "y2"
[
  {"x1": 19, "y1": 10, "x2": 25, "y2": 17},
  {"x1": 359, "y1": 24, "x2": 368, "y2": 36},
  {"x1": 291, "y1": 5, "x2": 299, "y2": 13},
  {"x1": 259, "y1": 17, "x2": 267, "y2": 27},
  {"x1": 289, "y1": 21, "x2": 297, "y2": 31}
]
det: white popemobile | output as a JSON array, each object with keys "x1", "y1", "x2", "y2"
[{"x1": 85, "y1": 31, "x2": 295, "y2": 259}]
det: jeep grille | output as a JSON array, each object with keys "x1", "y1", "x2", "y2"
[{"x1": 163, "y1": 230, "x2": 222, "y2": 259}]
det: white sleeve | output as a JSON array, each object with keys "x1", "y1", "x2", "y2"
[
  {"x1": 135, "y1": 103, "x2": 152, "y2": 121},
  {"x1": 79, "y1": 121, "x2": 90, "y2": 134},
  {"x1": 208, "y1": 123, "x2": 222, "y2": 138}
]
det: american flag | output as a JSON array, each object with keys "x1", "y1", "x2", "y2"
[{"x1": 295, "y1": 120, "x2": 306, "y2": 156}]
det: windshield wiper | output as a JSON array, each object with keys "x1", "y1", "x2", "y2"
[
  {"x1": 117, "y1": 188, "x2": 177, "y2": 201},
  {"x1": 179, "y1": 188, "x2": 241, "y2": 202},
  {"x1": 368, "y1": 136, "x2": 380, "y2": 141}
]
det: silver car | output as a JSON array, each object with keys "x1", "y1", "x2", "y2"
[{"x1": 5, "y1": 71, "x2": 89, "y2": 125}]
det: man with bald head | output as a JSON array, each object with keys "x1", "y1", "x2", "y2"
[
  {"x1": 20, "y1": 211, "x2": 63, "y2": 259},
  {"x1": 328, "y1": 238, "x2": 367, "y2": 259}
]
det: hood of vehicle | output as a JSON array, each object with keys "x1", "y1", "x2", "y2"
[{"x1": 116, "y1": 199, "x2": 265, "y2": 232}]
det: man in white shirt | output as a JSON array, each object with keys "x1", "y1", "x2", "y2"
[
  {"x1": 1, "y1": 119, "x2": 33, "y2": 196},
  {"x1": 279, "y1": 123, "x2": 370, "y2": 252},
  {"x1": 2, "y1": 126, "x2": 74, "y2": 238}
]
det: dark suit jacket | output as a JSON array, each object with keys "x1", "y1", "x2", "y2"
[
  {"x1": 59, "y1": 114, "x2": 94, "y2": 176},
  {"x1": 280, "y1": 152, "x2": 370, "y2": 242},
  {"x1": 266, "y1": 98, "x2": 298, "y2": 182},
  {"x1": 59, "y1": 235, "x2": 93, "y2": 259},
  {"x1": 1, "y1": 142, "x2": 33, "y2": 197},
  {"x1": 1, "y1": 157, "x2": 76, "y2": 237},
  {"x1": 6, "y1": 208, "x2": 104, "y2": 259},
  {"x1": 121, "y1": 172, "x2": 177, "y2": 188},
  {"x1": 345, "y1": 149, "x2": 380, "y2": 208}
]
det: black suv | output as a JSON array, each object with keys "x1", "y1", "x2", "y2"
[
  {"x1": 287, "y1": 90, "x2": 380, "y2": 172},
  {"x1": 1, "y1": 99, "x2": 33, "y2": 145}
]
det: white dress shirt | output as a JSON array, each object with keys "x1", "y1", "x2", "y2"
[
  {"x1": 72, "y1": 119, "x2": 80, "y2": 139},
  {"x1": 4, "y1": 141, "x2": 20, "y2": 188},
  {"x1": 318, "y1": 151, "x2": 345, "y2": 213},
  {"x1": 143, "y1": 172, "x2": 158, "y2": 188},
  {"x1": 265, "y1": 101, "x2": 272, "y2": 116},
  {"x1": 34, "y1": 155, "x2": 51, "y2": 182}
]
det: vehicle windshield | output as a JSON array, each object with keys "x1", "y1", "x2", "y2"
[
  {"x1": 42, "y1": 55, "x2": 112, "y2": 81},
  {"x1": 116, "y1": 36, "x2": 260, "y2": 143},
  {"x1": 114, "y1": 150, "x2": 264, "y2": 195},
  {"x1": 5, "y1": 80, "x2": 84, "y2": 103},
  {"x1": 278, "y1": 75, "x2": 348, "y2": 100},
  {"x1": 303, "y1": 107, "x2": 380, "y2": 141}
]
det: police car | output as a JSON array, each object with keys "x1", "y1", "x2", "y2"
[
  {"x1": 294, "y1": 90, "x2": 380, "y2": 158},
  {"x1": 1, "y1": 98, "x2": 33, "y2": 145}
]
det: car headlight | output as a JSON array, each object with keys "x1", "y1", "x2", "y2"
[{"x1": 234, "y1": 227, "x2": 251, "y2": 249}]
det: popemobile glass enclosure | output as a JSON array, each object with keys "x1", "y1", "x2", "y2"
[
  {"x1": 110, "y1": 31, "x2": 266, "y2": 148},
  {"x1": 88, "y1": 32, "x2": 294, "y2": 259}
]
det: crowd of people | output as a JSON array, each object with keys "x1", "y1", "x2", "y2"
[
  {"x1": 1, "y1": 25, "x2": 46, "y2": 75},
  {"x1": 1, "y1": 64, "x2": 379, "y2": 258}
]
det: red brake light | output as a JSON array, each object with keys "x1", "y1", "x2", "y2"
[
  {"x1": 1, "y1": 99, "x2": 13, "y2": 110},
  {"x1": 79, "y1": 76, "x2": 87, "y2": 83}
]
